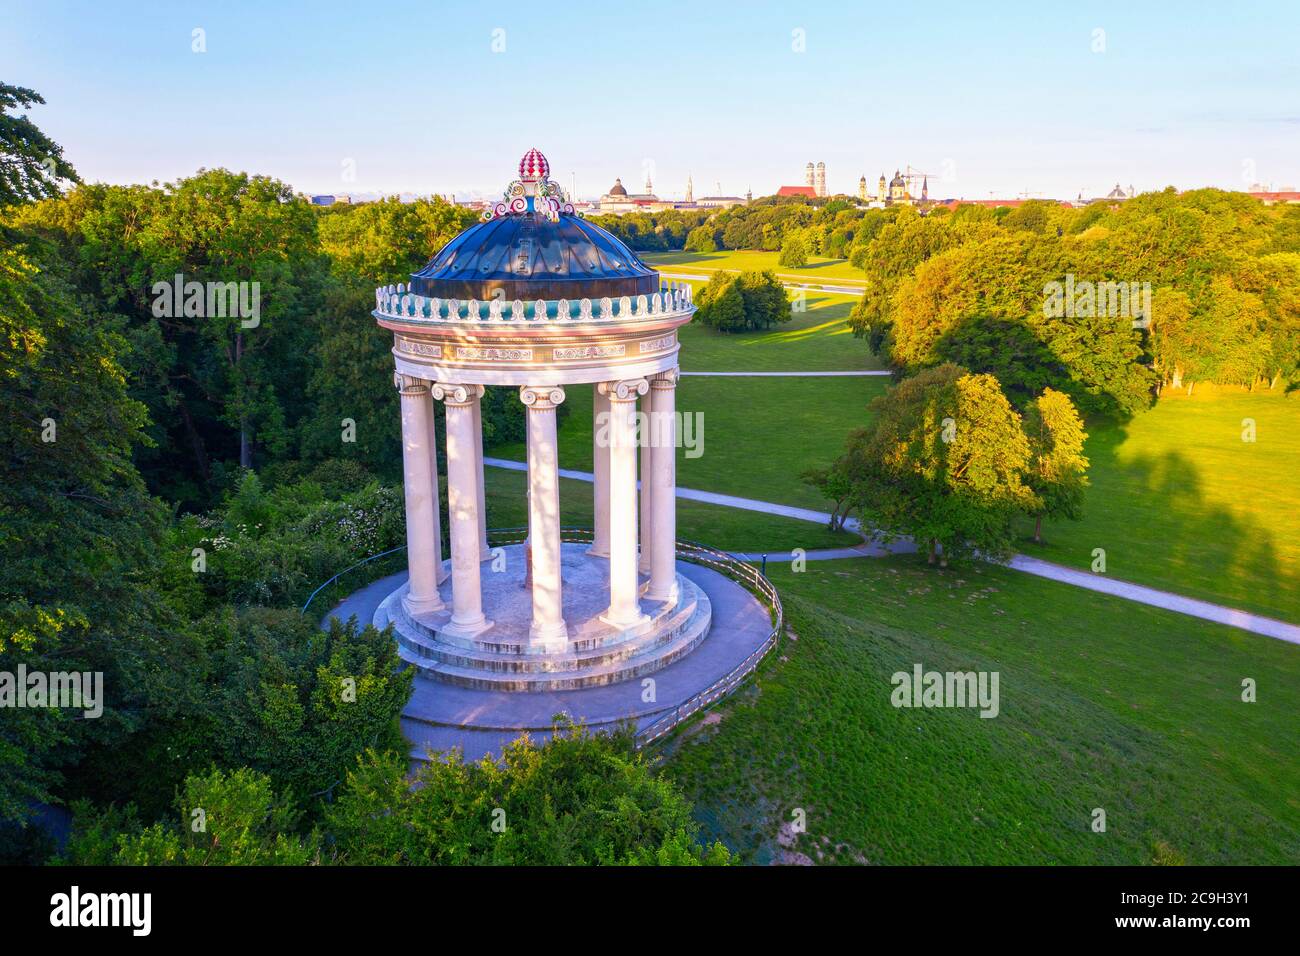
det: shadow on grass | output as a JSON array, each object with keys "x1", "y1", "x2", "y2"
[{"x1": 1027, "y1": 418, "x2": 1293, "y2": 622}]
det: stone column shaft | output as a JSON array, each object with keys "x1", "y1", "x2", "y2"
[
  {"x1": 434, "y1": 383, "x2": 490, "y2": 638},
  {"x1": 646, "y1": 370, "x2": 679, "y2": 603},
  {"x1": 471, "y1": 389, "x2": 491, "y2": 561},
  {"x1": 590, "y1": 386, "x2": 611, "y2": 557},
  {"x1": 397, "y1": 375, "x2": 445, "y2": 616},
  {"x1": 639, "y1": 387, "x2": 654, "y2": 575},
  {"x1": 522, "y1": 385, "x2": 567, "y2": 647},
  {"x1": 600, "y1": 379, "x2": 650, "y2": 630}
]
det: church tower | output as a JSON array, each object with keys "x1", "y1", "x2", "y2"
[
  {"x1": 921, "y1": 176, "x2": 928, "y2": 202},
  {"x1": 685, "y1": 174, "x2": 693, "y2": 203},
  {"x1": 858, "y1": 175, "x2": 867, "y2": 201},
  {"x1": 815, "y1": 161, "x2": 826, "y2": 197},
  {"x1": 805, "y1": 162, "x2": 815, "y2": 189},
  {"x1": 878, "y1": 173, "x2": 886, "y2": 204}
]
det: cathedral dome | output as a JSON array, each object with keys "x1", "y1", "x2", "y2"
[
  {"x1": 607, "y1": 178, "x2": 628, "y2": 197},
  {"x1": 409, "y1": 152, "x2": 656, "y2": 301}
]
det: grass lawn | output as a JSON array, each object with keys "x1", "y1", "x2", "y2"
[
  {"x1": 662, "y1": 555, "x2": 1300, "y2": 865},
  {"x1": 482, "y1": 467, "x2": 856, "y2": 553},
  {"x1": 643, "y1": 249, "x2": 868, "y2": 285},
  {"x1": 676, "y1": 285, "x2": 884, "y2": 373},
  {"x1": 490, "y1": 376, "x2": 888, "y2": 513},
  {"x1": 1020, "y1": 390, "x2": 1300, "y2": 623}
]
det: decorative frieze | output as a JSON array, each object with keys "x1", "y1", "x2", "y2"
[
  {"x1": 455, "y1": 346, "x2": 534, "y2": 362},
  {"x1": 399, "y1": 340, "x2": 443, "y2": 357},
  {"x1": 554, "y1": 343, "x2": 627, "y2": 360},
  {"x1": 640, "y1": 335, "x2": 675, "y2": 354}
]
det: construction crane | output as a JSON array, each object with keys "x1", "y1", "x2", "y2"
[{"x1": 903, "y1": 164, "x2": 937, "y2": 197}]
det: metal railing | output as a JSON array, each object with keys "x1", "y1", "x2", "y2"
[{"x1": 301, "y1": 528, "x2": 784, "y2": 748}]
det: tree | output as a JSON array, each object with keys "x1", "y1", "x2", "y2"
[
  {"x1": 64, "y1": 768, "x2": 321, "y2": 865},
  {"x1": 694, "y1": 272, "x2": 746, "y2": 332},
  {"x1": 778, "y1": 231, "x2": 808, "y2": 268},
  {"x1": 1022, "y1": 388, "x2": 1089, "y2": 542},
  {"x1": 326, "y1": 724, "x2": 731, "y2": 865},
  {"x1": 683, "y1": 224, "x2": 717, "y2": 253},
  {"x1": 839, "y1": 364, "x2": 1037, "y2": 565},
  {"x1": 735, "y1": 269, "x2": 791, "y2": 329},
  {"x1": 0, "y1": 234, "x2": 188, "y2": 824},
  {"x1": 694, "y1": 270, "x2": 790, "y2": 333},
  {"x1": 0, "y1": 83, "x2": 80, "y2": 206}
]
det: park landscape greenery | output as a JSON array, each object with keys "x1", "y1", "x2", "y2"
[{"x1": 2, "y1": 81, "x2": 1298, "y2": 864}]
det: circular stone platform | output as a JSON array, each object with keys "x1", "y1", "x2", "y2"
[
  {"x1": 377, "y1": 543, "x2": 712, "y2": 692},
  {"x1": 326, "y1": 555, "x2": 773, "y2": 763}
]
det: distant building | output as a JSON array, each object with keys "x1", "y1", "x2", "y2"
[
  {"x1": 1248, "y1": 190, "x2": 1300, "y2": 205},
  {"x1": 309, "y1": 194, "x2": 352, "y2": 206},
  {"x1": 596, "y1": 175, "x2": 676, "y2": 214},
  {"x1": 694, "y1": 193, "x2": 748, "y2": 209},
  {"x1": 779, "y1": 161, "x2": 828, "y2": 199}
]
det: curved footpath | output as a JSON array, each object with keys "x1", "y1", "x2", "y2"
[
  {"x1": 484, "y1": 457, "x2": 1300, "y2": 645},
  {"x1": 327, "y1": 561, "x2": 772, "y2": 763}
]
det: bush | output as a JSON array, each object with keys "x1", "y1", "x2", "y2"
[{"x1": 327, "y1": 723, "x2": 732, "y2": 865}]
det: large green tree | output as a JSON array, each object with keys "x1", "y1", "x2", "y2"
[
  {"x1": 1022, "y1": 387, "x2": 1089, "y2": 543},
  {"x1": 842, "y1": 364, "x2": 1037, "y2": 564},
  {"x1": 0, "y1": 83, "x2": 79, "y2": 206}
]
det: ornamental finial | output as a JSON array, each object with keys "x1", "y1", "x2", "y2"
[{"x1": 482, "y1": 148, "x2": 580, "y2": 223}]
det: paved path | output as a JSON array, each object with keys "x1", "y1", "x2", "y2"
[
  {"x1": 326, "y1": 561, "x2": 772, "y2": 763},
  {"x1": 681, "y1": 370, "x2": 891, "y2": 377},
  {"x1": 483, "y1": 458, "x2": 1300, "y2": 645}
]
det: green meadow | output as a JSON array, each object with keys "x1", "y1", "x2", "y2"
[
  {"x1": 663, "y1": 555, "x2": 1300, "y2": 864},
  {"x1": 643, "y1": 249, "x2": 869, "y2": 284}
]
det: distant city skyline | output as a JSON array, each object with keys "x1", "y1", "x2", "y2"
[{"x1": 4, "y1": 0, "x2": 1299, "y2": 201}]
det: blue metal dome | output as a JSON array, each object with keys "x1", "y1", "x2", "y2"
[{"x1": 409, "y1": 211, "x2": 658, "y2": 302}]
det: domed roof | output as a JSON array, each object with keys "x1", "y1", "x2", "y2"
[
  {"x1": 410, "y1": 150, "x2": 657, "y2": 300},
  {"x1": 608, "y1": 178, "x2": 627, "y2": 197},
  {"x1": 410, "y1": 210, "x2": 657, "y2": 301}
]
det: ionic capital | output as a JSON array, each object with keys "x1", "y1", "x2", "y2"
[
  {"x1": 650, "y1": 367, "x2": 679, "y2": 390},
  {"x1": 519, "y1": 385, "x2": 566, "y2": 410},
  {"x1": 599, "y1": 378, "x2": 650, "y2": 402},
  {"x1": 394, "y1": 372, "x2": 429, "y2": 396},
  {"x1": 430, "y1": 381, "x2": 484, "y2": 406}
]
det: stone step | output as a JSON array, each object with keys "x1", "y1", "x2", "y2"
[
  {"x1": 394, "y1": 583, "x2": 702, "y2": 674},
  {"x1": 396, "y1": 596, "x2": 712, "y2": 692},
  {"x1": 394, "y1": 577, "x2": 693, "y2": 656}
]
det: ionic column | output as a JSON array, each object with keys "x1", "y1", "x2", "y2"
[
  {"x1": 599, "y1": 378, "x2": 650, "y2": 631},
  {"x1": 396, "y1": 374, "x2": 445, "y2": 616},
  {"x1": 589, "y1": 385, "x2": 611, "y2": 557},
  {"x1": 646, "y1": 369, "x2": 680, "y2": 603},
  {"x1": 470, "y1": 389, "x2": 491, "y2": 561},
  {"x1": 638, "y1": 386, "x2": 654, "y2": 575},
  {"x1": 432, "y1": 382, "x2": 491, "y2": 638},
  {"x1": 521, "y1": 385, "x2": 568, "y2": 647}
]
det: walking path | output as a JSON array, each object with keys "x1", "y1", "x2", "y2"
[
  {"x1": 328, "y1": 561, "x2": 771, "y2": 763},
  {"x1": 483, "y1": 457, "x2": 1300, "y2": 645}
]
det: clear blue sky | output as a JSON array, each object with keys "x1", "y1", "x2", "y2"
[{"x1": 4, "y1": 0, "x2": 1298, "y2": 201}]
